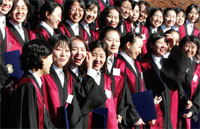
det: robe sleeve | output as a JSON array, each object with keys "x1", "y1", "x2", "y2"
[{"x1": 191, "y1": 85, "x2": 200, "y2": 122}]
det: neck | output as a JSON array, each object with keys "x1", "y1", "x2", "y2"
[{"x1": 32, "y1": 69, "x2": 43, "y2": 77}]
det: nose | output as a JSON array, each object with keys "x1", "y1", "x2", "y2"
[{"x1": 96, "y1": 56, "x2": 100, "y2": 61}]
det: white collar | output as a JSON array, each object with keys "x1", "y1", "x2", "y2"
[
  {"x1": 152, "y1": 54, "x2": 162, "y2": 69},
  {"x1": 150, "y1": 26, "x2": 157, "y2": 33},
  {"x1": 107, "y1": 54, "x2": 114, "y2": 64},
  {"x1": 161, "y1": 25, "x2": 171, "y2": 33},
  {"x1": 9, "y1": 20, "x2": 23, "y2": 30},
  {"x1": 66, "y1": 20, "x2": 79, "y2": 28},
  {"x1": 80, "y1": 21, "x2": 89, "y2": 28},
  {"x1": 70, "y1": 65, "x2": 79, "y2": 77},
  {"x1": 186, "y1": 20, "x2": 194, "y2": 27},
  {"x1": 28, "y1": 70, "x2": 42, "y2": 88},
  {"x1": 0, "y1": 14, "x2": 5, "y2": 23},
  {"x1": 120, "y1": 51, "x2": 134, "y2": 64},
  {"x1": 52, "y1": 64, "x2": 63, "y2": 73},
  {"x1": 40, "y1": 21, "x2": 54, "y2": 36}
]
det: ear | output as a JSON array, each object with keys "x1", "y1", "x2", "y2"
[
  {"x1": 126, "y1": 41, "x2": 131, "y2": 49},
  {"x1": 45, "y1": 11, "x2": 50, "y2": 19}
]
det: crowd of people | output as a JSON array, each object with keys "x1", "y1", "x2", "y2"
[{"x1": 0, "y1": 0, "x2": 200, "y2": 129}]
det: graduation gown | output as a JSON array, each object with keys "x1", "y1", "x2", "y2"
[
  {"x1": 97, "y1": 0, "x2": 114, "y2": 12},
  {"x1": 141, "y1": 53, "x2": 173, "y2": 129},
  {"x1": 88, "y1": 73, "x2": 118, "y2": 129},
  {"x1": 13, "y1": 73, "x2": 56, "y2": 129},
  {"x1": 179, "y1": 24, "x2": 200, "y2": 40},
  {"x1": 42, "y1": 68, "x2": 83, "y2": 129},
  {"x1": 180, "y1": 62, "x2": 200, "y2": 129},
  {"x1": 80, "y1": 24, "x2": 98, "y2": 44},
  {"x1": 69, "y1": 70, "x2": 107, "y2": 129},
  {"x1": 34, "y1": 25, "x2": 52, "y2": 41},
  {"x1": 108, "y1": 54, "x2": 141, "y2": 128},
  {"x1": 58, "y1": 22, "x2": 83, "y2": 38}
]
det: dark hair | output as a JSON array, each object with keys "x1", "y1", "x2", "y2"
[
  {"x1": 0, "y1": 0, "x2": 2, "y2": 5},
  {"x1": 139, "y1": 0, "x2": 151, "y2": 15},
  {"x1": 39, "y1": 1, "x2": 63, "y2": 21},
  {"x1": 63, "y1": 0, "x2": 85, "y2": 20},
  {"x1": 120, "y1": 31, "x2": 142, "y2": 49},
  {"x1": 89, "y1": 40, "x2": 108, "y2": 73},
  {"x1": 8, "y1": 0, "x2": 31, "y2": 20},
  {"x1": 175, "y1": 8, "x2": 186, "y2": 17},
  {"x1": 20, "y1": 39, "x2": 52, "y2": 71},
  {"x1": 145, "y1": 7, "x2": 163, "y2": 27},
  {"x1": 84, "y1": 0, "x2": 100, "y2": 20},
  {"x1": 185, "y1": 4, "x2": 200, "y2": 23},
  {"x1": 114, "y1": 0, "x2": 132, "y2": 7},
  {"x1": 48, "y1": 33, "x2": 71, "y2": 49},
  {"x1": 98, "y1": 5, "x2": 123, "y2": 30},
  {"x1": 98, "y1": 26, "x2": 120, "y2": 40},
  {"x1": 179, "y1": 35, "x2": 200, "y2": 56},
  {"x1": 147, "y1": 32, "x2": 165, "y2": 53}
]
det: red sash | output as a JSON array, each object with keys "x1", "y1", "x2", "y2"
[
  {"x1": 58, "y1": 23, "x2": 71, "y2": 37},
  {"x1": 17, "y1": 77, "x2": 44, "y2": 129}
]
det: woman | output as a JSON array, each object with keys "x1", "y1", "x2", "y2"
[
  {"x1": 42, "y1": 34, "x2": 83, "y2": 128},
  {"x1": 172, "y1": 8, "x2": 186, "y2": 31},
  {"x1": 179, "y1": 4, "x2": 200, "y2": 40},
  {"x1": 35, "y1": 1, "x2": 62, "y2": 40},
  {"x1": 87, "y1": 40, "x2": 118, "y2": 129},
  {"x1": 69, "y1": 36, "x2": 106, "y2": 129},
  {"x1": 13, "y1": 39, "x2": 55, "y2": 128},
  {"x1": 6, "y1": 0, "x2": 36, "y2": 53},
  {"x1": 179, "y1": 35, "x2": 200, "y2": 129},
  {"x1": 80, "y1": 0, "x2": 100, "y2": 43},
  {"x1": 59, "y1": 0, "x2": 85, "y2": 37}
]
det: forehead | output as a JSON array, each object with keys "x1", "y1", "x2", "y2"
[
  {"x1": 71, "y1": 1, "x2": 81, "y2": 7},
  {"x1": 72, "y1": 39, "x2": 85, "y2": 47},
  {"x1": 105, "y1": 30, "x2": 120, "y2": 38},
  {"x1": 92, "y1": 47, "x2": 106, "y2": 54}
]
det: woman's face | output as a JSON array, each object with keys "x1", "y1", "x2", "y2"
[
  {"x1": 164, "y1": 10, "x2": 176, "y2": 28},
  {"x1": 103, "y1": 30, "x2": 120, "y2": 56},
  {"x1": 150, "y1": 37, "x2": 168, "y2": 57},
  {"x1": 188, "y1": 8, "x2": 199, "y2": 23},
  {"x1": 105, "y1": 9, "x2": 120, "y2": 28},
  {"x1": 176, "y1": 11, "x2": 185, "y2": 26},
  {"x1": 0, "y1": 0, "x2": 13, "y2": 15},
  {"x1": 92, "y1": 47, "x2": 106, "y2": 71},
  {"x1": 126, "y1": 37, "x2": 143, "y2": 59},
  {"x1": 129, "y1": 5, "x2": 140, "y2": 22},
  {"x1": 138, "y1": 4, "x2": 148, "y2": 23},
  {"x1": 53, "y1": 42, "x2": 71, "y2": 69},
  {"x1": 182, "y1": 41, "x2": 198, "y2": 58},
  {"x1": 10, "y1": 0, "x2": 28, "y2": 24},
  {"x1": 120, "y1": 0, "x2": 132, "y2": 19},
  {"x1": 84, "y1": 4, "x2": 98, "y2": 24},
  {"x1": 150, "y1": 10, "x2": 163, "y2": 28},
  {"x1": 71, "y1": 39, "x2": 87, "y2": 67},
  {"x1": 42, "y1": 54, "x2": 53, "y2": 75},
  {"x1": 68, "y1": 1, "x2": 84, "y2": 23},
  {"x1": 46, "y1": 6, "x2": 62, "y2": 29}
]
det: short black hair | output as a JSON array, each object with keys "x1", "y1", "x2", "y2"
[
  {"x1": 179, "y1": 35, "x2": 200, "y2": 56},
  {"x1": 48, "y1": 34, "x2": 71, "y2": 50},
  {"x1": 20, "y1": 39, "x2": 52, "y2": 71},
  {"x1": 120, "y1": 31, "x2": 142, "y2": 49},
  {"x1": 145, "y1": 7, "x2": 163, "y2": 27},
  {"x1": 139, "y1": 0, "x2": 151, "y2": 15},
  {"x1": 63, "y1": 0, "x2": 85, "y2": 20},
  {"x1": 185, "y1": 4, "x2": 200, "y2": 23},
  {"x1": 89, "y1": 40, "x2": 108, "y2": 73},
  {"x1": 84, "y1": 0, "x2": 100, "y2": 19},
  {"x1": 98, "y1": 26, "x2": 120, "y2": 41},
  {"x1": 98, "y1": 5, "x2": 123, "y2": 30},
  {"x1": 39, "y1": 1, "x2": 63, "y2": 21}
]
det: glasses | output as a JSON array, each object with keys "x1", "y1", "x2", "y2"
[{"x1": 70, "y1": 7, "x2": 83, "y2": 13}]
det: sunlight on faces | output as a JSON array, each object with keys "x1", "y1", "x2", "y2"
[
  {"x1": 103, "y1": 31, "x2": 120, "y2": 56},
  {"x1": 69, "y1": 1, "x2": 84, "y2": 23},
  {"x1": 182, "y1": 41, "x2": 198, "y2": 58},
  {"x1": 42, "y1": 54, "x2": 53, "y2": 75},
  {"x1": 46, "y1": 6, "x2": 62, "y2": 29},
  {"x1": 176, "y1": 11, "x2": 185, "y2": 26},
  {"x1": 150, "y1": 38, "x2": 168, "y2": 57},
  {"x1": 84, "y1": 4, "x2": 98, "y2": 24},
  {"x1": 53, "y1": 42, "x2": 71, "y2": 69},
  {"x1": 188, "y1": 8, "x2": 199, "y2": 23},
  {"x1": 138, "y1": 4, "x2": 148, "y2": 22},
  {"x1": 164, "y1": 10, "x2": 176, "y2": 28},
  {"x1": 0, "y1": 0, "x2": 13, "y2": 15},
  {"x1": 120, "y1": 0, "x2": 132, "y2": 19},
  {"x1": 126, "y1": 37, "x2": 143, "y2": 59},
  {"x1": 129, "y1": 5, "x2": 140, "y2": 22},
  {"x1": 92, "y1": 47, "x2": 106, "y2": 71},
  {"x1": 71, "y1": 39, "x2": 87, "y2": 67},
  {"x1": 10, "y1": 0, "x2": 28, "y2": 24},
  {"x1": 105, "y1": 9, "x2": 120, "y2": 28},
  {"x1": 150, "y1": 10, "x2": 163, "y2": 28}
]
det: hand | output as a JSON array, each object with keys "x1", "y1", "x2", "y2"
[
  {"x1": 154, "y1": 96, "x2": 162, "y2": 105},
  {"x1": 182, "y1": 111, "x2": 193, "y2": 118},
  {"x1": 186, "y1": 100, "x2": 193, "y2": 109},
  {"x1": 117, "y1": 115, "x2": 122, "y2": 124},
  {"x1": 85, "y1": 52, "x2": 93, "y2": 69},
  {"x1": 134, "y1": 118, "x2": 145, "y2": 126},
  {"x1": 165, "y1": 34, "x2": 176, "y2": 50},
  {"x1": 148, "y1": 119, "x2": 156, "y2": 125}
]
